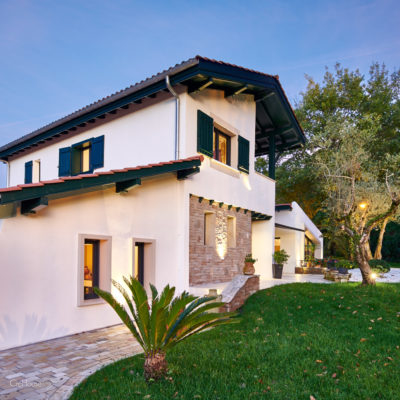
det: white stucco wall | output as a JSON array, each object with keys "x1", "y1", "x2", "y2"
[
  {"x1": 0, "y1": 88, "x2": 277, "y2": 350},
  {"x1": 180, "y1": 90, "x2": 276, "y2": 284},
  {"x1": 8, "y1": 99, "x2": 176, "y2": 187},
  {"x1": 0, "y1": 175, "x2": 185, "y2": 350},
  {"x1": 275, "y1": 201, "x2": 323, "y2": 272}
]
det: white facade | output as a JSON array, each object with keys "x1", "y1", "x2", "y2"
[
  {"x1": 0, "y1": 87, "x2": 278, "y2": 350},
  {"x1": 275, "y1": 201, "x2": 323, "y2": 273}
]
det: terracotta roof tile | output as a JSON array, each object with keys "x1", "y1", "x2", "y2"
[{"x1": 0, "y1": 155, "x2": 203, "y2": 194}]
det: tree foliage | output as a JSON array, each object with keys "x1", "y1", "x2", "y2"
[{"x1": 258, "y1": 63, "x2": 400, "y2": 270}]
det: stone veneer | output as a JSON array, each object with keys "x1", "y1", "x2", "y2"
[{"x1": 189, "y1": 194, "x2": 252, "y2": 285}]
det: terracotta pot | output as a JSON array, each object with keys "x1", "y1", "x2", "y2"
[{"x1": 243, "y1": 261, "x2": 255, "y2": 275}]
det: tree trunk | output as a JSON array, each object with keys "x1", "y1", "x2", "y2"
[
  {"x1": 366, "y1": 241, "x2": 373, "y2": 261},
  {"x1": 374, "y1": 217, "x2": 389, "y2": 260},
  {"x1": 144, "y1": 351, "x2": 167, "y2": 381},
  {"x1": 356, "y1": 240, "x2": 375, "y2": 286}
]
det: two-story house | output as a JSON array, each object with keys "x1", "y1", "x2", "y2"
[{"x1": 0, "y1": 56, "x2": 319, "y2": 350}]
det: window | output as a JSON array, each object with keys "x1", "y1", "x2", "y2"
[
  {"x1": 274, "y1": 237, "x2": 281, "y2": 252},
  {"x1": 84, "y1": 239, "x2": 100, "y2": 300},
  {"x1": 213, "y1": 128, "x2": 231, "y2": 165},
  {"x1": 72, "y1": 140, "x2": 92, "y2": 175},
  {"x1": 197, "y1": 110, "x2": 249, "y2": 172},
  {"x1": 24, "y1": 160, "x2": 41, "y2": 184},
  {"x1": 59, "y1": 135, "x2": 104, "y2": 177},
  {"x1": 227, "y1": 216, "x2": 236, "y2": 248},
  {"x1": 305, "y1": 236, "x2": 314, "y2": 261},
  {"x1": 204, "y1": 212, "x2": 215, "y2": 246},
  {"x1": 78, "y1": 234, "x2": 111, "y2": 306}
]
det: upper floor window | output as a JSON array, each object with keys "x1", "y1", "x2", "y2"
[
  {"x1": 24, "y1": 159, "x2": 41, "y2": 184},
  {"x1": 197, "y1": 110, "x2": 249, "y2": 173},
  {"x1": 59, "y1": 135, "x2": 104, "y2": 177},
  {"x1": 213, "y1": 128, "x2": 231, "y2": 165}
]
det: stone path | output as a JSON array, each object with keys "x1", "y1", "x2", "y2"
[{"x1": 0, "y1": 324, "x2": 140, "y2": 400}]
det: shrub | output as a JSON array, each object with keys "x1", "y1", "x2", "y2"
[
  {"x1": 368, "y1": 259, "x2": 391, "y2": 273},
  {"x1": 94, "y1": 277, "x2": 238, "y2": 381},
  {"x1": 274, "y1": 249, "x2": 289, "y2": 265},
  {"x1": 336, "y1": 259, "x2": 358, "y2": 270}
]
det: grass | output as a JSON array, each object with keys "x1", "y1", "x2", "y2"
[{"x1": 71, "y1": 283, "x2": 400, "y2": 400}]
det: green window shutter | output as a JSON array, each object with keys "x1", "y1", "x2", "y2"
[
  {"x1": 91, "y1": 135, "x2": 104, "y2": 169},
  {"x1": 59, "y1": 147, "x2": 72, "y2": 177},
  {"x1": 238, "y1": 136, "x2": 250, "y2": 173},
  {"x1": 197, "y1": 110, "x2": 213, "y2": 157},
  {"x1": 24, "y1": 161, "x2": 33, "y2": 184}
]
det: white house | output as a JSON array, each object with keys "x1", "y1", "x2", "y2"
[
  {"x1": 0, "y1": 56, "x2": 311, "y2": 350},
  {"x1": 275, "y1": 202, "x2": 323, "y2": 273}
]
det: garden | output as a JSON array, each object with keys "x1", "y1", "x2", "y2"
[{"x1": 71, "y1": 283, "x2": 400, "y2": 400}]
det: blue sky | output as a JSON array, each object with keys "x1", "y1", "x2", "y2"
[{"x1": 0, "y1": 0, "x2": 399, "y2": 182}]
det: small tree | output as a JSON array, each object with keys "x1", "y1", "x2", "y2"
[
  {"x1": 95, "y1": 276, "x2": 238, "y2": 380},
  {"x1": 312, "y1": 116, "x2": 400, "y2": 284}
]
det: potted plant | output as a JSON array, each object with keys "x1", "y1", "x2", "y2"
[
  {"x1": 243, "y1": 253, "x2": 257, "y2": 275},
  {"x1": 273, "y1": 249, "x2": 289, "y2": 279}
]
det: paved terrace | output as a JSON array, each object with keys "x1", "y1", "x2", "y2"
[{"x1": 1, "y1": 270, "x2": 399, "y2": 400}]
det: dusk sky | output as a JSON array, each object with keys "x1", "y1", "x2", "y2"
[{"x1": 0, "y1": 0, "x2": 399, "y2": 183}]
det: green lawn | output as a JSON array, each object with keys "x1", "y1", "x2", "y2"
[{"x1": 71, "y1": 283, "x2": 400, "y2": 400}]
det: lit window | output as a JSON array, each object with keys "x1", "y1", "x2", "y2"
[
  {"x1": 274, "y1": 238, "x2": 281, "y2": 252},
  {"x1": 204, "y1": 212, "x2": 215, "y2": 246},
  {"x1": 213, "y1": 128, "x2": 231, "y2": 165},
  {"x1": 84, "y1": 239, "x2": 99, "y2": 300},
  {"x1": 227, "y1": 216, "x2": 236, "y2": 248},
  {"x1": 72, "y1": 141, "x2": 92, "y2": 175},
  {"x1": 78, "y1": 234, "x2": 111, "y2": 306}
]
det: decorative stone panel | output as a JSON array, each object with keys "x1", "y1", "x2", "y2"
[{"x1": 189, "y1": 194, "x2": 251, "y2": 285}]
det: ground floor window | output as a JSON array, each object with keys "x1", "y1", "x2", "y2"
[
  {"x1": 78, "y1": 234, "x2": 111, "y2": 306},
  {"x1": 305, "y1": 235, "x2": 314, "y2": 260},
  {"x1": 84, "y1": 239, "x2": 100, "y2": 300},
  {"x1": 275, "y1": 237, "x2": 280, "y2": 252}
]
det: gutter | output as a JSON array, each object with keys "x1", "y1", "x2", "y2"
[{"x1": 165, "y1": 76, "x2": 180, "y2": 160}]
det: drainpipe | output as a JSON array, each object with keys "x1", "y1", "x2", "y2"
[{"x1": 165, "y1": 75, "x2": 180, "y2": 160}]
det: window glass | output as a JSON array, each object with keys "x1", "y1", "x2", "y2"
[
  {"x1": 84, "y1": 239, "x2": 99, "y2": 300},
  {"x1": 213, "y1": 129, "x2": 231, "y2": 165},
  {"x1": 274, "y1": 238, "x2": 281, "y2": 252}
]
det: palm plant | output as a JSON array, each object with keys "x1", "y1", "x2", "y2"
[{"x1": 94, "y1": 276, "x2": 238, "y2": 381}]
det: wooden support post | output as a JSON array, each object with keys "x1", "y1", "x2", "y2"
[{"x1": 269, "y1": 133, "x2": 276, "y2": 179}]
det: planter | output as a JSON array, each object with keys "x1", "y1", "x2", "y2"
[
  {"x1": 243, "y1": 261, "x2": 255, "y2": 275},
  {"x1": 273, "y1": 263, "x2": 283, "y2": 279}
]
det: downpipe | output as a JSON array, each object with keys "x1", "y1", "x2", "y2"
[
  {"x1": 165, "y1": 76, "x2": 180, "y2": 160},
  {"x1": 1, "y1": 160, "x2": 10, "y2": 187}
]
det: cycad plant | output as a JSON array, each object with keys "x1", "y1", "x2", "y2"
[{"x1": 94, "y1": 276, "x2": 238, "y2": 381}]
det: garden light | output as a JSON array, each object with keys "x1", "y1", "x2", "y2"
[
  {"x1": 370, "y1": 272, "x2": 377, "y2": 280},
  {"x1": 359, "y1": 201, "x2": 368, "y2": 210}
]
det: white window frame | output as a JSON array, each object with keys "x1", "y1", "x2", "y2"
[{"x1": 77, "y1": 234, "x2": 112, "y2": 307}]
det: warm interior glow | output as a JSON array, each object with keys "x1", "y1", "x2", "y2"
[
  {"x1": 134, "y1": 245, "x2": 139, "y2": 280},
  {"x1": 82, "y1": 147, "x2": 90, "y2": 172},
  {"x1": 274, "y1": 238, "x2": 281, "y2": 252},
  {"x1": 84, "y1": 243, "x2": 94, "y2": 292}
]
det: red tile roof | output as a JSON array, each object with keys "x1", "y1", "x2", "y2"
[{"x1": 0, "y1": 155, "x2": 203, "y2": 194}]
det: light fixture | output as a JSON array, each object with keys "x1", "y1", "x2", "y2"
[
  {"x1": 359, "y1": 201, "x2": 368, "y2": 210},
  {"x1": 370, "y1": 272, "x2": 377, "y2": 280}
]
